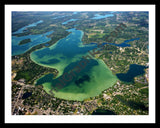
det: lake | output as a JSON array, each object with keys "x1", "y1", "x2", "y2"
[
  {"x1": 104, "y1": 38, "x2": 140, "y2": 47},
  {"x1": 12, "y1": 30, "x2": 53, "y2": 56},
  {"x1": 116, "y1": 64, "x2": 148, "y2": 83},
  {"x1": 22, "y1": 92, "x2": 32, "y2": 99},
  {"x1": 92, "y1": 109, "x2": 116, "y2": 115},
  {"x1": 31, "y1": 28, "x2": 117, "y2": 101},
  {"x1": 62, "y1": 19, "x2": 79, "y2": 25},
  {"x1": 13, "y1": 20, "x2": 43, "y2": 34},
  {"x1": 91, "y1": 14, "x2": 114, "y2": 19},
  {"x1": 12, "y1": 19, "x2": 143, "y2": 101}
]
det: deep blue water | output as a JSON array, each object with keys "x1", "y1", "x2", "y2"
[
  {"x1": 92, "y1": 109, "x2": 116, "y2": 115},
  {"x1": 36, "y1": 73, "x2": 54, "y2": 86},
  {"x1": 44, "y1": 43, "x2": 50, "y2": 46},
  {"x1": 22, "y1": 92, "x2": 32, "y2": 99},
  {"x1": 105, "y1": 38, "x2": 140, "y2": 47},
  {"x1": 116, "y1": 64, "x2": 147, "y2": 83},
  {"x1": 33, "y1": 28, "x2": 98, "y2": 60}
]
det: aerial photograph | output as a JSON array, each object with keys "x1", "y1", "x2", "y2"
[{"x1": 11, "y1": 10, "x2": 149, "y2": 115}]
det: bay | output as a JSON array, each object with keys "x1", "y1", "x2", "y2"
[
  {"x1": 12, "y1": 30, "x2": 53, "y2": 56},
  {"x1": 31, "y1": 28, "x2": 117, "y2": 101}
]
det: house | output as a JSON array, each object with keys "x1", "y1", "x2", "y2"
[{"x1": 18, "y1": 79, "x2": 25, "y2": 83}]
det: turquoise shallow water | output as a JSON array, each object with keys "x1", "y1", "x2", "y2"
[
  {"x1": 31, "y1": 28, "x2": 98, "y2": 76},
  {"x1": 31, "y1": 28, "x2": 117, "y2": 101},
  {"x1": 91, "y1": 14, "x2": 114, "y2": 19}
]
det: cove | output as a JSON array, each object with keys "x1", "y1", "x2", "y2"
[
  {"x1": 116, "y1": 64, "x2": 148, "y2": 83},
  {"x1": 31, "y1": 28, "x2": 117, "y2": 101},
  {"x1": 12, "y1": 30, "x2": 53, "y2": 56},
  {"x1": 13, "y1": 20, "x2": 43, "y2": 34}
]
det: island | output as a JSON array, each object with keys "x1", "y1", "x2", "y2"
[{"x1": 19, "y1": 38, "x2": 31, "y2": 45}]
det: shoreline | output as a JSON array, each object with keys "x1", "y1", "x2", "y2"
[{"x1": 29, "y1": 28, "x2": 118, "y2": 101}]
